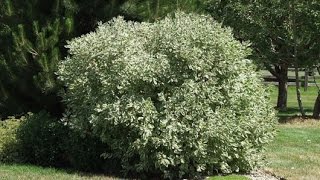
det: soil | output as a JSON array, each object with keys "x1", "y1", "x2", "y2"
[{"x1": 246, "y1": 170, "x2": 286, "y2": 180}]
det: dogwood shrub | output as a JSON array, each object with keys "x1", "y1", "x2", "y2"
[{"x1": 58, "y1": 12, "x2": 276, "y2": 179}]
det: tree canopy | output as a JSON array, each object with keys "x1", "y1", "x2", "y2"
[{"x1": 205, "y1": 0, "x2": 320, "y2": 109}]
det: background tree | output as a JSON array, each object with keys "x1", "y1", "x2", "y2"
[
  {"x1": 121, "y1": 0, "x2": 204, "y2": 22},
  {"x1": 0, "y1": 0, "x2": 74, "y2": 117},
  {"x1": 205, "y1": 0, "x2": 320, "y2": 111},
  {"x1": 0, "y1": 0, "x2": 128, "y2": 118},
  {"x1": 73, "y1": 0, "x2": 127, "y2": 35}
]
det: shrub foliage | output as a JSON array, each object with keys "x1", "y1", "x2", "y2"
[
  {"x1": 0, "y1": 112, "x2": 110, "y2": 172},
  {"x1": 58, "y1": 12, "x2": 276, "y2": 178},
  {"x1": 15, "y1": 111, "x2": 68, "y2": 166},
  {"x1": 0, "y1": 117, "x2": 22, "y2": 163}
]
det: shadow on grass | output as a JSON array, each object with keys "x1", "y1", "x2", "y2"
[{"x1": 276, "y1": 107, "x2": 316, "y2": 123}]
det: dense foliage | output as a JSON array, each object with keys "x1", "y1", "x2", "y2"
[
  {"x1": 0, "y1": 0, "x2": 205, "y2": 118},
  {"x1": 65, "y1": 129, "x2": 114, "y2": 172},
  {"x1": 0, "y1": 112, "x2": 111, "y2": 172},
  {"x1": 58, "y1": 12, "x2": 276, "y2": 178},
  {"x1": 0, "y1": 0, "x2": 73, "y2": 117},
  {"x1": 0, "y1": 0, "x2": 128, "y2": 117},
  {"x1": 15, "y1": 111, "x2": 68, "y2": 166},
  {"x1": 1, "y1": 0, "x2": 319, "y2": 119}
]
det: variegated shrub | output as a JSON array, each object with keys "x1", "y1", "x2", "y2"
[{"x1": 58, "y1": 12, "x2": 276, "y2": 179}]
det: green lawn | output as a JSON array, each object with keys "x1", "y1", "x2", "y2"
[
  {"x1": 0, "y1": 163, "x2": 250, "y2": 180},
  {"x1": 265, "y1": 121, "x2": 320, "y2": 180},
  {"x1": 266, "y1": 85, "x2": 320, "y2": 179},
  {"x1": 269, "y1": 85, "x2": 318, "y2": 117},
  {"x1": 0, "y1": 164, "x2": 117, "y2": 180}
]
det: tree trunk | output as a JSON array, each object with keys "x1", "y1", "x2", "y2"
[
  {"x1": 313, "y1": 67, "x2": 320, "y2": 119},
  {"x1": 313, "y1": 93, "x2": 320, "y2": 119},
  {"x1": 291, "y1": 0, "x2": 305, "y2": 117},
  {"x1": 274, "y1": 64, "x2": 289, "y2": 110},
  {"x1": 295, "y1": 66, "x2": 305, "y2": 117},
  {"x1": 264, "y1": 62, "x2": 289, "y2": 110},
  {"x1": 277, "y1": 77, "x2": 288, "y2": 110},
  {"x1": 304, "y1": 69, "x2": 308, "y2": 91}
]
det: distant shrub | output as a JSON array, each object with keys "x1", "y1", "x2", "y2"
[
  {"x1": 16, "y1": 111, "x2": 68, "y2": 167},
  {"x1": 0, "y1": 112, "x2": 113, "y2": 172},
  {"x1": 58, "y1": 12, "x2": 277, "y2": 179},
  {"x1": 0, "y1": 117, "x2": 22, "y2": 163}
]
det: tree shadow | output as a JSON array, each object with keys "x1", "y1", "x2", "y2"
[{"x1": 277, "y1": 107, "x2": 315, "y2": 123}]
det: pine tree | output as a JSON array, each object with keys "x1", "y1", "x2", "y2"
[
  {"x1": 0, "y1": 0, "x2": 129, "y2": 118},
  {"x1": 0, "y1": 0, "x2": 76, "y2": 117},
  {"x1": 73, "y1": 0, "x2": 127, "y2": 34},
  {"x1": 121, "y1": 0, "x2": 204, "y2": 22}
]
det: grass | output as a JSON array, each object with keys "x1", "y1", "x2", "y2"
[
  {"x1": 0, "y1": 164, "x2": 117, "y2": 180},
  {"x1": 266, "y1": 84, "x2": 320, "y2": 179},
  {"x1": 0, "y1": 163, "x2": 250, "y2": 180},
  {"x1": 265, "y1": 120, "x2": 320, "y2": 180},
  {"x1": 269, "y1": 85, "x2": 318, "y2": 117}
]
